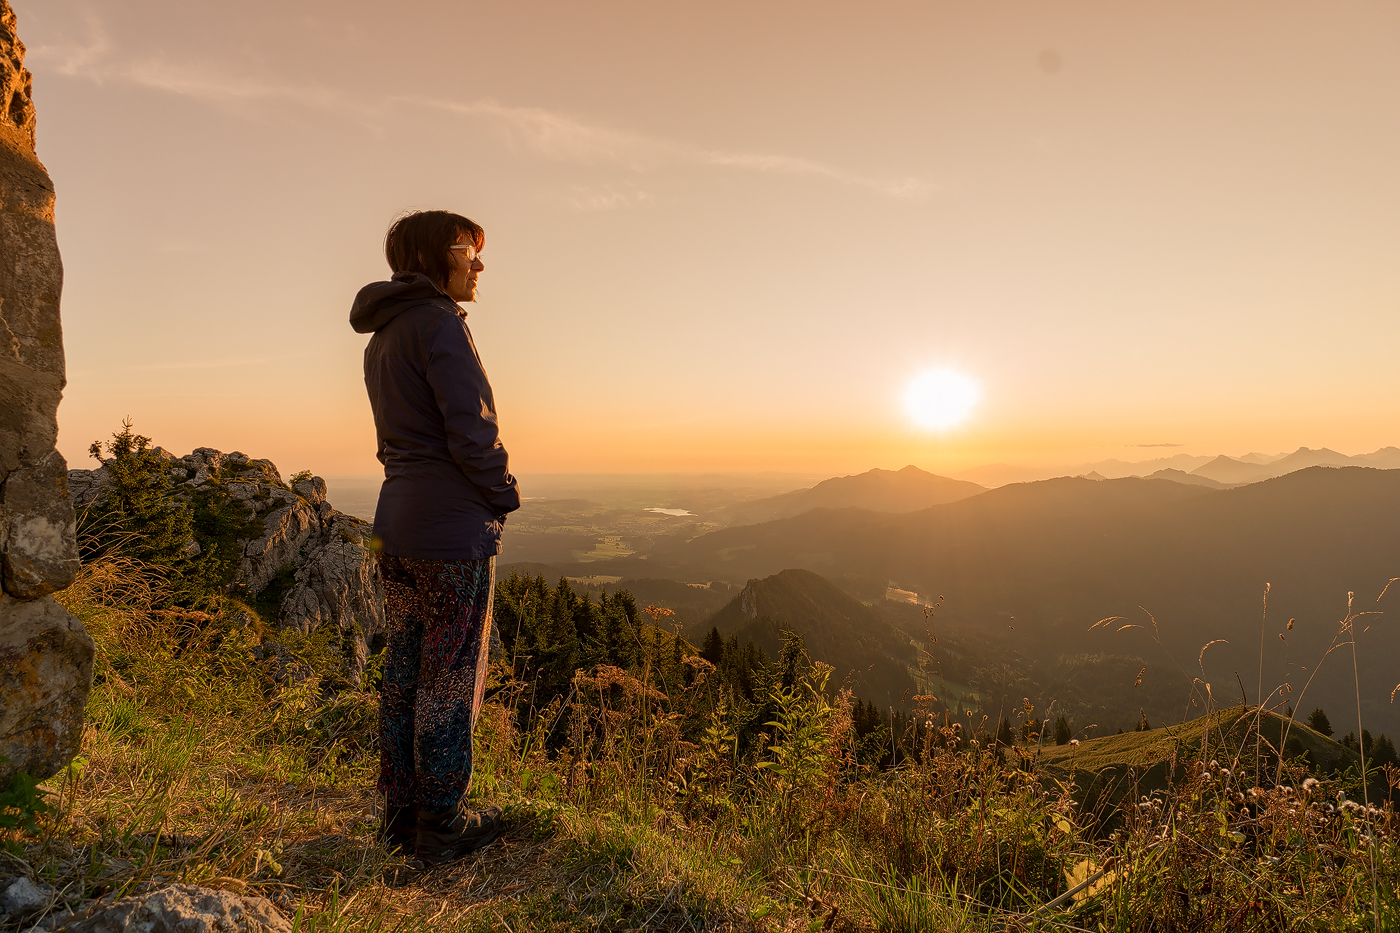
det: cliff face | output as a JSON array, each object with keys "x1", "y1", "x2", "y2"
[
  {"x1": 70, "y1": 448, "x2": 384, "y2": 667},
  {"x1": 0, "y1": 0, "x2": 94, "y2": 786}
]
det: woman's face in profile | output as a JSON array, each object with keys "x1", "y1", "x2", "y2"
[{"x1": 444, "y1": 234, "x2": 484, "y2": 303}]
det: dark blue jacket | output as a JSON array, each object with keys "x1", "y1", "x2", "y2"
[{"x1": 350, "y1": 272, "x2": 520, "y2": 559}]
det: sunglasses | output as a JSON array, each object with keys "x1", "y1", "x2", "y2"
[{"x1": 448, "y1": 243, "x2": 480, "y2": 262}]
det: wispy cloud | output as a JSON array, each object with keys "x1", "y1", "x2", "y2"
[
  {"x1": 29, "y1": 20, "x2": 387, "y2": 124},
  {"x1": 123, "y1": 355, "x2": 306, "y2": 372},
  {"x1": 25, "y1": 10, "x2": 112, "y2": 77},
  {"x1": 401, "y1": 95, "x2": 937, "y2": 199},
  {"x1": 566, "y1": 186, "x2": 657, "y2": 212},
  {"x1": 67, "y1": 354, "x2": 309, "y2": 383},
  {"x1": 28, "y1": 22, "x2": 936, "y2": 201}
]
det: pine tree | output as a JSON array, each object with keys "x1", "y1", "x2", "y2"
[
  {"x1": 1053, "y1": 714, "x2": 1072, "y2": 745},
  {"x1": 996, "y1": 717, "x2": 1015, "y2": 748},
  {"x1": 572, "y1": 587, "x2": 601, "y2": 644},
  {"x1": 700, "y1": 627, "x2": 724, "y2": 664},
  {"x1": 594, "y1": 598, "x2": 634, "y2": 668},
  {"x1": 776, "y1": 629, "x2": 805, "y2": 689},
  {"x1": 83, "y1": 420, "x2": 203, "y2": 600},
  {"x1": 1372, "y1": 734, "x2": 1398, "y2": 768},
  {"x1": 613, "y1": 589, "x2": 638, "y2": 630},
  {"x1": 1306, "y1": 708, "x2": 1333, "y2": 737}
]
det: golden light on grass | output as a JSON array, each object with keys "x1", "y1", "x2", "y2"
[{"x1": 903, "y1": 367, "x2": 980, "y2": 431}]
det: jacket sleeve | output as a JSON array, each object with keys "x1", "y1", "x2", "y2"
[{"x1": 425, "y1": 312, "x2": 522, "y2": 517}]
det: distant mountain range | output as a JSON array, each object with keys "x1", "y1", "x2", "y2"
[
  {"x1": 709, "y1": 465, "x2": 984, "y2": 525},
  {"x1": 952, "y1": 446, "x2": 1400, "y2": 487},
  {"x1": 1190, "y1": 446, "x2": 1400, "y2": 485},
  {"x1": 581, "y1": 467, "x2": 1400, "y2": 733}
]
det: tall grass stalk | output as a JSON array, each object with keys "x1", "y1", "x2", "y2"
[{"x1": 1346, "y1": 590, "x2": 1381, "y2": 931}]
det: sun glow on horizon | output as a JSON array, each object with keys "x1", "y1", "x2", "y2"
[{"x1": 904, "y1": 368, "x2": 981, "y2": 431}]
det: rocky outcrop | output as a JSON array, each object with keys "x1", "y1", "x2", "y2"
[
  {"x1": 70, "y1": 448, "x2": 383, "y2": 666},
  {"x1": 0, "y1": 0, "x2": 92, "y2": 787},
  {"x1": 0, "y1": 2, "x2": 36, "y2": 150}
]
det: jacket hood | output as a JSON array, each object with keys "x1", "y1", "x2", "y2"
[{"x1": 350, "y1": 272, "x2": 455, "y2": 334}]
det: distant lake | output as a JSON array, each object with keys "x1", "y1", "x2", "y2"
[{"x1": 645, "y1": 508, "x2": 694, "y2": 517}]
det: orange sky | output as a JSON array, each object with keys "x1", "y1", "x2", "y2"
[{"x1": 20, "y1": 1, "x2": 1400, "y2": 479}]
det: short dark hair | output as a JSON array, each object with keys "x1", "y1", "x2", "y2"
[{"x1": 383, "y1": 210, "x2": 485, "y2": 290}]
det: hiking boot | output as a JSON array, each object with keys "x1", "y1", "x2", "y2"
[
  {"x1": 415, "y1": 802, "x2": 504, "y2": 864},
  {"x1": 379, "y1": 804, "x2": 418, "y2": 856}
]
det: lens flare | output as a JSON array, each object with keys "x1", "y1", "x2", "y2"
[{"x1": 903, "y1": 368, "x2": 980, "y2": 431}]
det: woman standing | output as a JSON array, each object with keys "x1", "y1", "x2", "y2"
[{"x1": 349, "y1": 210, "x2": 520, "y2": 864}]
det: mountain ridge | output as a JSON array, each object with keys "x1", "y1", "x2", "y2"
[
  {"x1": 953, "y1": 446, "x2": 1400, "y2": 487},
  {"x1": 1189, "y1": 446, "x2": 1385, "y2": 484},
  {"x1": 709, "y1": 465, "x2": 983, "y2": 526}
]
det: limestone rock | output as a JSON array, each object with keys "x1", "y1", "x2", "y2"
[
  {"x1": 292, "y1": 475, "x2": 326, "y2": 504},
  {"x1": 239, "y1": 500, "x2": 318, "y2": 593},
  {"x1": 57, "y1": 884, "x2": 290, "y2": 933},
  {"x1": 65, "y1": 465, "x2": 109, "y2": 510},
  {"x1": 69, "y1": 450, "x2": 383, "y2": 666},
  {"x1": 225, "y1": 481, "x2": 257, "y2": 501},
  {"x1": 0, "y1": 2, "x2": 36, "y2": 150},
  {"x1": 3, "y1": 448, "x2": 78, "y2": 597},
  {"x1": 0, "y1": 593, "x2": 93, "y2": 784},
  {"x1": 0, "y1": 0, "x2": 89, "y2": 788},
  {"x1": 0, "y1": 876, "x2": 52, "y2": 919},
  {"x1": 0, "y1": 0, "x2": 78, "y2": 597},
  {"x1": 279, "y1": 512, "x2": 381, "y2": 669}
]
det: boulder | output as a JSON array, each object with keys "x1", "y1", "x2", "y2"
[
  {"x1": 51, "y1": 884, "x2": 290, "y2": 933},
  {"x1": 0, "y1": 0, "x2": 91, "y2": 787},
  {"x1": 239, "y1": 500, "x2": 318, "y2": 593},
  {"x1": 2, "y1": 448, "x2": 78, "y2": 597},
  {"x1": 292, "y1": 475, "x2": 326, "y2": 505},
  {"x1": 0, "y1": 876, "x2": 53, "y2": 920},
  {"x1": 0, "y1": 593, "x2": 93, "y2": 783},
  {"x1": 279, "y1": 512, "x2": 381, "y2": 669}
]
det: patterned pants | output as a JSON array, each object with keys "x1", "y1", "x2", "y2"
[{"x1": 377, "y1": 554, "x2": 495, "y2": 811}]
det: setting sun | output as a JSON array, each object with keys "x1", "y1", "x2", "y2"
[{"x1": 903, "y1": 368, "x2": 980, "y2": 431}]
